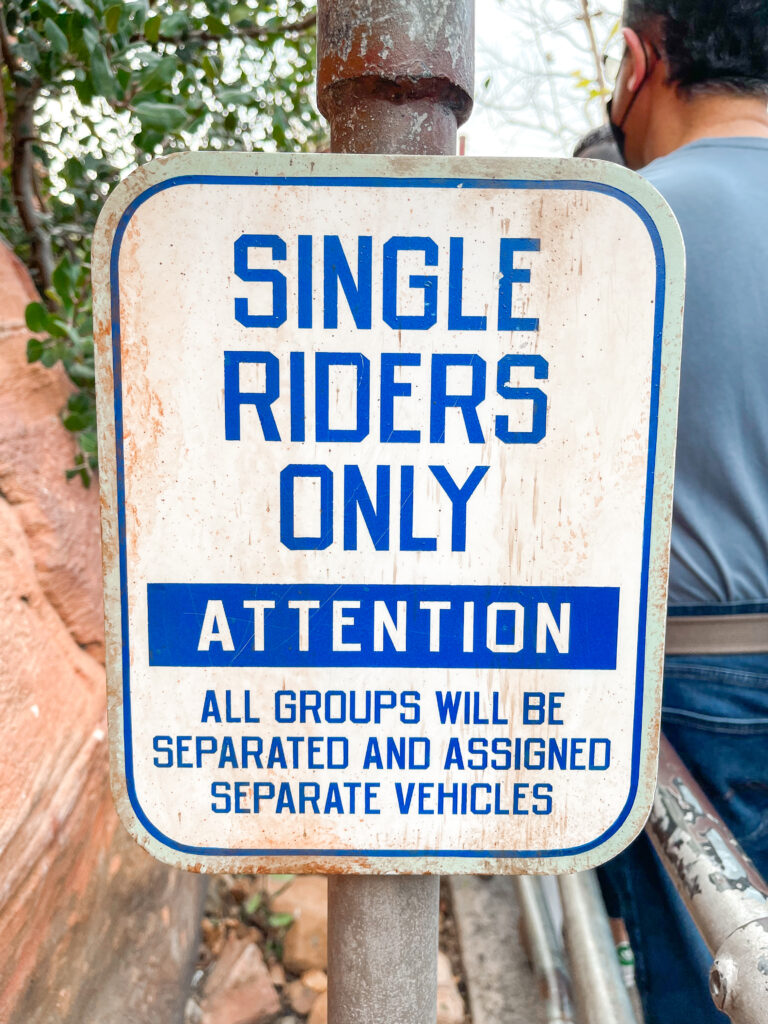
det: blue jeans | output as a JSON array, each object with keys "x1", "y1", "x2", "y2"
[{"x1": 599, "y1": 654, "x2": 768, "y2": 1024}]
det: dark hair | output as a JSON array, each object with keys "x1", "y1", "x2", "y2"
[
  {"x1": 625, "y1": 0, "x2": 768, "y2": 96},
  {"x1": 573, "y1": 125, "x2": 625, "y2": 163}
]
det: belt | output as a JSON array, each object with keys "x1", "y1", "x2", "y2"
[{"x1": 666, "y1": 613, "x2": 768, "y2": 655}]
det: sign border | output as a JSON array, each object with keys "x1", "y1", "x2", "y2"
[{"x1": 93, "y1": 153, "x2": 685, "y2": 875}]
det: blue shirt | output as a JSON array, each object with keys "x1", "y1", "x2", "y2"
[{"x1": 642, "y1": 138, "x2": 768, "y2": 609}]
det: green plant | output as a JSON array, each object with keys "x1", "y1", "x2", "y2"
[{"x1": 0, "y1": 0, "x2": 322, "y2": 484}]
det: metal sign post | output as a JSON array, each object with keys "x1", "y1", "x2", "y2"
[
  {"x1": 91, "y1": 3, "x2": 684, "y2": 1023},
  {"x1": 316, "y1": 3, "x2": 473, "y2": 1021}
]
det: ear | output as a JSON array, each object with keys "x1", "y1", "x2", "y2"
[{"x1": 622, "y1": 28, "x2": 649, "y2": 92}]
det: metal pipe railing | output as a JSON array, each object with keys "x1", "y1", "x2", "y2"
[
  {"x1": 558, "y1": 871, "x2": 639, "y2": 1024},
  {"x1": 646, "y1": 735, "x2": 768, "y2": 1023},
  {"x1": 514, "y1": 876, "x2": 576, "y2": 1024}
]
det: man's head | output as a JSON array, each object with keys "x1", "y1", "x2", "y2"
[
  {"x1": 573, "y1": 125, "x2": 625, "y2": 163},
  {"x1": 609, "y1": 0, "x2": 768, "y2": 168}
]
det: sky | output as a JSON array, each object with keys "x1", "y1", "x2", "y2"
[{"x1": 466, "y1": 0, "x2": 623, "y2": 157}]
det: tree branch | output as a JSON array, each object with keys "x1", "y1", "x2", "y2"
[
  {"x1": 578, "y1": 0, "x2": 610, "y2": 115},
  {"x1": 10, "y1": 84, "x2": 54, "y2": 297},
  {"x1": 0, "y1": 2, "x2": 18, "y2": 78},
  {"x1": 130, "y1": 10, "x2": 316, "y2": 48},
  {"x1": 0, "y1": 7, "x2": 54, "y2": 296}
]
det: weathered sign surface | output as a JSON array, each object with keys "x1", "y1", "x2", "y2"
[{"x1": 93, "y1": 153, "x2": 684, "y2": 874}]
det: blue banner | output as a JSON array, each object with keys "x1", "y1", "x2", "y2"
[{"x1": 147, "y1": 584, "x2": 619, "y2": 670}]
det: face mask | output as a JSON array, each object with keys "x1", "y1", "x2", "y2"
[
  {"x1": 606, "y1": 97, "x2": 629, "y2": 163},
  {"x1": 607, "y1": 39, "x2": 653, "y2": 164}
]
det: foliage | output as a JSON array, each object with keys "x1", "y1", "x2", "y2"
[{"x1": 0, "y1": 0, "x2": 322, "y2": 485}]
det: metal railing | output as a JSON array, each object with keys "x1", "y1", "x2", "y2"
[
  {"x1": 515, "y1": 734, "x2": 768, "y2": 1024},
  {"x1": 515, "y1": 873, "x2": 640, "y2": 1024},
  {"x1": 647, "y1": 735, "x2": 768, "y2": 1024},
  {"x1": 514, "y1": 876, "x2": 575, "y2": 1024}
]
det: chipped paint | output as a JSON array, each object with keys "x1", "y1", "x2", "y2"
[
  {"x1": 710, "y1": 919, "x2": 768, "y2": 1022},
  {"x1": 317, "y1": 0, "x2": 473, "y2": 154},
  {"x1": 649, "y1": 736, "x2": 768, "y2": 950},
  {"x1": 649, "y1": 735, "x2": 768, "y2": 1021}
]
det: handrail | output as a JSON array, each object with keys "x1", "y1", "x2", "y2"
[{"x1": 646, "y1": 735, "x2": 768, "y2": 1023}]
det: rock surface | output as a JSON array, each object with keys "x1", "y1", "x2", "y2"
[
  {"x1": 285, "y1": 967, "x2": 327, "y2": 1016},
  {"x1": 0, "y1": 241, "x2": 204, "y2": 1023},
  {"x1": 271, "y1": 876, "x2": 328, "y2": 973},
  {"x1": 200, "y1": 934, "x2": 281, "y2": 1024},
  {"x1": 437, "y1": 951, "x2": 466, "y2": 1024},
  {"x1": 286, "y1": 978, "x2": 318, "y2": 1016},
  {"x1": 307, "y1": 992, "x2": 328, "y2": 1024}
]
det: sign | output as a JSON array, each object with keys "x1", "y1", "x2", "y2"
[{"x1": 93, "y1": 153, "x2": 684, "y2": 874}]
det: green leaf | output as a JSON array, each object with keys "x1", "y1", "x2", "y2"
[
  {"x1": 132, "y1": 99, "x2": 186, "y2": 131},
  {"x1": 53, "y1": 260, "x2": 74, "y2": 305},
  {"x1": 82, "y1": 25, "x2": 100, "y2": 53},
  {"x1": 133, "y1": 101, "x2": 187, "y2": 130},
  {"x1": 159, "y1": 11, "x2": 189, "y2": 37},
  {"x1": 65, "y1": 465, "x2": 92, "y2": 487},
  {"x1": 25, "y1": 302, "x2": 50, "y2": 333},
  {"x1": 128, "y1": 1, "x2": 148, "y2": 31},
  {"x1": 218, "y1": 88, "x2": 250, "y2": 106},
  {"x1": 105, "y1": 4, "x2": 123, "y2": 33},
  {"x1": 68, "y1": 364, "x2": 96, "y2": 385},
  {"x1": 45, "y1": 18, "x2": 69, "y2": 56},
  {"x1": 144, "y1": 15, "x2": 161, "y2": 43},
  {"x1": 201, "y1": 55, "x2": 220, "y2": 81},
  {"x1": 267, "y1": 912, "x2": 294, "y2": 929},
  {"x1": 204, "y1": 15, "x2": 226, "y2": 36},
  {"x1": 27, "y1": 338, "x2": 44, "y2": 362},
  {"x1": 133, "y1": 127, "x2": 165, "y2": 153},
  {"x1": 80, "y1": 431, "x2": 98, "y2": 454},
  {"x1": 137, "y1": 55, "x2": 177, "y2": 95},
  {"x1": 230, "y1": 5, "x2": 251, "y2": 25},
  {"x1": 73, "y1": 75, "x2": 95, "y2": 105},
  {"x1": 63, "y1": 412, "x2": 90, "y2": 431},
  {"x1": 90, "y1": 44, "x2": 117, "y2": 98},
  {"x1": 45, "y1": 316, "x2": 69, "y2": 339},
  {"x1": 243, "y1": 892, "x2": 262, "y2": 915},
  {"x1": 14, "y1": 41, "x2": 41, "y2": 67},
  {"x1": 68, "y1": 391, "x2": 91, "y2": 414}
]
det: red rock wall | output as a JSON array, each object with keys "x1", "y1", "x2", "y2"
[{"x1": 0, "y1": 242, "x2": 204, "y2": 1023}]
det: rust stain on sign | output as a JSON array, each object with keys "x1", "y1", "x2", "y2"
[{"x1": 92, "y1": 152, "x2": 684, "y2": 876}]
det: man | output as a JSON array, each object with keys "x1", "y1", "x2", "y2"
[{"x1": 597, "y1": 3, "x2": 768, "y2": 1022}]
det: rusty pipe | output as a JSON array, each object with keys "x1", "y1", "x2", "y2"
[
  {"x1": 318, "y1": 3, "x2": 474, "y2": 1022},
  {"x1": 317, "y1": 0, "x2": 474, "y2": 154},
  {"x1": 647, "y1": 735, "x2": 768, "y2": 1023}
]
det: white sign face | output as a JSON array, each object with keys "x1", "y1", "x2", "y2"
[{"x1": 93, "y1": 154, "x2": 683, "y2": 875}]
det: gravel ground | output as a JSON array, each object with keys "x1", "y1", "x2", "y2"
[{"x1": 186, "y1": 873, "x2": 470, "y2": 1023}]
